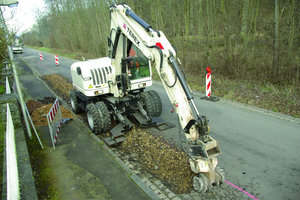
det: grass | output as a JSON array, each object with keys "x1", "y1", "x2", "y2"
[
  {"x1": 26, "y1": 45, "x2": 83, "y2": 60},
  {"x1": 190, "y1": 74, "x2": 300, "y2": 118},
  {"x1": 26, "y1": 132, "x2": 58, "y2": 199},
  {"x1": 0, "y1": 63, "x2": 5, "y2": 94},
  {"x1": 0, "y1": 85, "x2": 5, "y2": 94}
]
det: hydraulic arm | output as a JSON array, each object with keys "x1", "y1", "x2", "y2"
[{"x1": 109, "y1": 4, "x2": 224, "y2": 192}]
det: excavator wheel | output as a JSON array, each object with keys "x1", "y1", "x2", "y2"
[
  {"x1": 86, "y1": 103, "x2": 103, "y2": 134},
  {"x1": 95, "y1": 101, "x2": 112, "y2": 133},
  {"x1": 147, "y1": 90, "x2": 162, "y2": 117},
  {"x1": 70, "y1": 89, "x2": 82, "y2": 114},
  {"x1": 139, "y1": 92, "x2": 156, "y2": 117}
]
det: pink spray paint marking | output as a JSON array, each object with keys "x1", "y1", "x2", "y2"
[{"x1": 224, "y1": 179, "x2": 259, "y2": 200}]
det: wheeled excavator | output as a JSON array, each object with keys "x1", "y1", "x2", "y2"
[{"x1": 70, "y1": 3, "x2": 224, "y2": 192}]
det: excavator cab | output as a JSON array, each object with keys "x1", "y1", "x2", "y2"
[
  {"x1": 108, "y1": 26, "x2": 153, "y2": 97},
  {"x1": 127, "y1": 45, "x2": 150, "y2": 80}
]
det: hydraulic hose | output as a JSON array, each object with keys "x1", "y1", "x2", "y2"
[
  {"x1": 169, "y1": 53, "x2": 194, "y2": 100},
  {"x1": 148, "y1": 45, "x2": 177, "y2": 88}
]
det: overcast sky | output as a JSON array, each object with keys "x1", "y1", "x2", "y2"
[{"x1": 3, "y1": 0, "x2": 45, "y2": 35}]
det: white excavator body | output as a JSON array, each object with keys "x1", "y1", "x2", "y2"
[{"x1": 71, "y1": 55, "x2": 152, "y2": 97}]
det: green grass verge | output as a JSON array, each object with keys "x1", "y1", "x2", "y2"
[
  {"x1": 26, "y1": 133, "x2": 58, "y2": 199},
  {"x1": 0, "y1": 85, "x2": 5, "y2": 94},
  {"x1": 187, "y1": 73, "x2": 300, "y2": 118},
  {"x1": 0, "y1": 63, "x2": 5, "y2": 94},
  {"x1": 26, "y1": 45, "x2": 81, "y2": 60}
]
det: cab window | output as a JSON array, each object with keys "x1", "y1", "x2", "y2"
[{"x1": 127, "y1": 44, "x2": 150, "y2": 80}]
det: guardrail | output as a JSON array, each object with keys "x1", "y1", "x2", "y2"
[
  {"x1": 5, "y1": 76, "x2": 10, "y2": 94},
  {"x1": 5, "y1": 73, "x2": 20, "y2": 199}
]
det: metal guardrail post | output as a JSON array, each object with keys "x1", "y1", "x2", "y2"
[{"x1": 0, "y1": 7, "x2": 32, "y2": 139}]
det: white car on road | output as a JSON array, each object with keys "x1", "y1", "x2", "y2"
[{"x1": 12, "y1": 44, "x2": 23, "y2": 54}]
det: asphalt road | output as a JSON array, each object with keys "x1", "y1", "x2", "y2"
[{"x1": 16, "y1": 47, "x2": 300, "y2": 200}]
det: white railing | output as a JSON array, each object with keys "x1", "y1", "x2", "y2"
[
  {"x1": 5, "y1": 75, "x2": 20, "y2": 200},
  {"x1": 5, "y1": 76, "x2": 10, "y2": 94}
]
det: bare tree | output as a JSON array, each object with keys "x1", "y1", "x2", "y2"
[{"x1": 272, "y1": 0, "x2": 279, "y2": 81}]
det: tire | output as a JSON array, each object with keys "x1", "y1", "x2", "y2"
[
  {"x1": 70, "y1": 89, "x2": 81, "y2": 114},
  {"x1": 86, "y1": 103, "x2": 102, "y2": 134},
  {"x1": 147, "y1": 90, "x2": 162, "y2": 117},
  {"x1": 95, "y1": 101, "x2": 112, "y2": 133},
  {"x1": 139, "y1": 92, "x2": 156, "y2": 117}
]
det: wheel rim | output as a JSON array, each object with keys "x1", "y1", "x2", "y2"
[
  {"x1": 71, "y1": 98, "x2": 75, "y2": 110},
  {"x1": 87, "y1": 112, "x2": 94, "y2": 130}
]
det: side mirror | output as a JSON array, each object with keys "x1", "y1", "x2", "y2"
[
  {"x1": 76, "y1": 67, "x2": 82, "y2": 75},
  {"x1": 108, "y1": 37, "x2": 112, "y2": 47}
]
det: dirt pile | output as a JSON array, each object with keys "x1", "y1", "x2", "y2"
[
  {"x1": 38, "y1": 97, "x2": 57, "y2": 104},
  {"x1": 26, "y1": 100, "x2": 44, "y2": 114},
  {"x1": 43, "y1": 74, "x2": 73, "y2": 99},
  {"x1": 121, "y1": 127, "x2": 195, "y2": 194},
  {"x1": 31, "y1": 104, "x2": 74, "y2": 126}
]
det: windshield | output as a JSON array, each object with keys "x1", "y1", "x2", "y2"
[{"x1": 127, "y1": 45, "x2": 150, "y2": 80}]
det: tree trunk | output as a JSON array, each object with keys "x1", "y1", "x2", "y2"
[
  {"x1": 272, "y1": 0, "x2": 279, "y2": 81},
  {"x1": 241, "y1": 0, "x2": 249, "y2": 44},
  {"x1": 288, "y1": 0, "x2": 295, "y2": 49},
  {"x1": 254, "y1": 0, "x2": 259, "y2": 35},
  {"x1": 184, "y1": 0, "x2": 190, "y2": 38}
]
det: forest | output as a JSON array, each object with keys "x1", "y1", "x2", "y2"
[{"x1": 23, "y1": 0, "x2": 300, "y2": 116}]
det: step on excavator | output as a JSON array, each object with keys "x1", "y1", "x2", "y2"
[{"x1": 70, "y1": 3, "x2": 224, "y2": 192}]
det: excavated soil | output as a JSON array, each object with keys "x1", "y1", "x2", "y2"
[
  {"x1": 26, "y1": 100, "x2": 44, "y2": 114},
  {"x1": 43, "y1": 74, "x2": 73, "y2": 99},
  {"x1": 38, "y1": 97, "x2": 57, "y2": 105},
  {"x1": 31, "y1": 104, "x2": 74, "y2": 126},
  {"x1": 121, "y1": 127, "x2": 195, "y2": 193},
  {"x1": 41, "y1": 74, "x2": 195, "y2": 193}
]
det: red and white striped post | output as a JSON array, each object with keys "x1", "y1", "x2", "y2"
[
  {"x1": 39, "y1": 52, "x2": 43, "y2": 61},
  {"x1": 55, "y1": 55, "x2": 59, "y2": 66},
  {"x1": 206, "y1": 66, "x2": 211, "y2": 97},
  {"x1": 46, "y1": 97, "x2": 62, "y2": 149}
]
